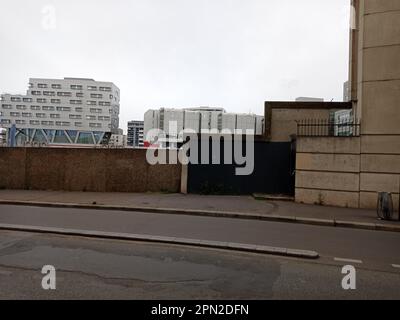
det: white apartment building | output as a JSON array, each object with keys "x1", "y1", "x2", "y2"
[
  {"x1": 127, "y1": 120, "x2": 144, "y2": 148},
  {"x1": 0, "y1": 78, "x2": 120, "y2": 146},
  {"x1": 0, "y1": 127, "x2": 6, "y2": 146},
  {"x1": 144, "y1": 107, "x2": 264, "y2": 148},
  {"x1": 109, "y1": 134, "x2": 127, "y2": 147}
]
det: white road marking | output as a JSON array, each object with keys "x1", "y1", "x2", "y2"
[
  {"x1": 392, "y1": 264, "x2": 400, "y2": 269},
  {"x1": 334, "y1": 257, "x2": 363, "y2": 264}
]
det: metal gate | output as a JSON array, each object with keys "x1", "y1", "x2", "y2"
[{"x1": 187, "y1": 138, "x2": 295, "y2": 196}]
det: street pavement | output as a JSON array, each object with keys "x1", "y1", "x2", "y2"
[
  {"x1": 0, "y1": 205, "x2": 399, "y2": 272},
  {"x1": 1, "y1": 189, "x2": 397, "y2": 225},
  {"x1": 0, "y1": 229, "x2": 399, "y2": 300}
]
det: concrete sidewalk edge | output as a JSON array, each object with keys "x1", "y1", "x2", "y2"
[
  {"x1": 0, "y1": 200, "x2": 399, "y2": 233},
  {"x1": 0, "y1": 223, "x2": 320, "y2": 259}
]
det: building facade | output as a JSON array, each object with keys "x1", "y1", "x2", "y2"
[
  {"x1": 127, "y1": 120, "x2": 144, "y2": 148},
  {"x1": 109, "y1": 134, "x2": 127, "y2": 147},
  {"x1": 0, "y1": 78, "x2": 120, "y2": 146},
  {"x1": 0, "y1": 127, "x2": 6, "y2": 146},
  {"x1": 294, "y1": 0, "x2": 400, "y2": 210},
  {"x1": 295, "y1": 97, "x2": 324, "y2": 102},
  {"x1": 343, "y1": 81, "x2": 350, "y2": 102},
  {"x1": 144, "y1": 107, "x2": 264, "y2": 148}
]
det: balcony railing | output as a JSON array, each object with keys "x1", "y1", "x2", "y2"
[{"x1": 297, "y1": 119, "x2": 361, "y2": 137}]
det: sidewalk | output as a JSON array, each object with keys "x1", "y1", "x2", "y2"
[{"x1": 0, "y1": 190, "x2": 399, "y2": 232}]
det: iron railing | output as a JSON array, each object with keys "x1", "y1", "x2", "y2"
[{"x1": 297, "y1": 119, "x2": 361, "y2": 137}]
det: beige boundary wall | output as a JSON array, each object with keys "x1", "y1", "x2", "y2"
[{"x1": 296, "y1": 137, "x2": 400, "y2": 211}]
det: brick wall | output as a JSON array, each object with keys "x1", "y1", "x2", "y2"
[{"x1": 0, "y1": 148, "x2": 181, "y2": 193}]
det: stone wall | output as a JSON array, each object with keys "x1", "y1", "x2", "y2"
[
  {"x1": 296, "y1": 137, "x2": 361, "y2": 208},
  {"x1": 0, "y1": 148, "x2": 181, "y2": 193},
  {"x1": 296, "y1": 136, "x2": 400, "y2": 211}
]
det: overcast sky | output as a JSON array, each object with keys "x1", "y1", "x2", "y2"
[{"x1": 0, "y1": 0, "x2": 350, "y2": 132}]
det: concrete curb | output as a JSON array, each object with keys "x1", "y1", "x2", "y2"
[
  {"x1": 0, "y1": 200, "x2": 399, "y2": 233},
  {"x1": 0, "y1": 223, "x2": 319, "y2": 259},
  {"x1": 253, "y1": 194, "x2": 295, "y2": 202}
]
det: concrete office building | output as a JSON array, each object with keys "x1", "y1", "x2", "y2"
[
  {"x1": 127, "y1": 120, "x2": 144, "y2": 148},
  {"x1": 295, "y1": 97, "x2": 324, "y2": 102},
  {"x1": 0, "y1": 127, "x2": 6, "y2": 146},
  {"x1": 343, "y1": 81, "x2": 350, "y2": 102},
  {"x1": 144, "y1": 107, "x2": 264, "y2": 148},
  {"x1": 109, "y1": 133, "x2": 127, "y2": 147},
  {"x1": 294, "y1": 0, "x2": 400, "y2": 210},
  {"x1": 0, "y1": 78, "x2": 120, "y2": 146}
]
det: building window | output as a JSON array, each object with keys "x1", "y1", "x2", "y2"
[
  {"x1": 30, "y1": 120, "x2": 40, "y2": 125},
  {"x1": 90, "y1": 108, "x2": 102, "y2": 114},
  {"x1": 57, "y1": 92, "x2": 72, "y2": 97},
  {"x1": 89, "y1": 123, "x2": 102, "y2": 128},
  {"x1": 23, "y1": 98, "x2": 32, "y2": 103},
  {"x1": 37, "y1": 98, "x2": 47, "y2": 103},
  {"x1": 16, "y1": 105, "x2": 27, "y2": 110},
  {"x1": 38, "y1": 84, "x2": 48, "y2": 88},
  {"x1": 99, "y1": 101, "x2": 111, "y2": 106},
  {"x1": 31, "y1": 105, "x2": 41, "y2": 110},
  {"x1": 10, "y1": 112, "x2": 20, "y2": 117},
  {"x1": 69, "y1": 114, "x2": 82, "y2": 119},
  {"x1": 70, "y1": 85, "x2": 83, "y2": 90},
  {"x1": 86, "y1": 115, "x2": 96, "y2": 120},
  {"x1": 90, "y1": 94, "x2": 103, "y2": 99},
  {"x1": 11, "y1": 97, "x2": 22, "y2": 102},
  {"x1": 43, "y1": 91, "x2": 56, "y2": 96},
  {"x1": 2, "y1": 104, "x2": 12, "y2": 109},
  {"x1": 16, "y1": 120, "x2": 26, "y2": 125},
  {"x1": 51, "y1": 99, "x2": 61, "y2": 104},
  {"x1": 75, "y1": 107, "x2": 83, "y2": 112},
  {"x1": 50, "y1": 114, "x2": 61, "y2": 119},
  {"x1": 51, "y1": 84, "x2": 62, "y2": 89},
  {"x1": 56, "y1": 107, "x2": 71, "y2": 112},
  {"x1": 98, "y1": 116, "x2": 110, "y2": 121},
  {"x1": 87, "y1": 86, "x2": 97, "y2": 91},
  {"x1": 56, "y1": 121, "x2": 70, "y2": 126},
  {"x1": 41, "y1": 121, "x2": 54, "y2": 126},
  {"x1": 22, "y1": 113, "x2": 32, "y2": 117},
  {"x1": 31, "y1": 91, "x2": 41, "y2": 95},
  {"x1": 76, "y1": 92, "x2": 84, "y2": 98},
  {"x1": 1, "y1": 119, "x2": 11, "y2": 124},
  {"x1": 99, "y1": 87, "x2": 112, "y2": 92},
  {"x1": 70, "y1": 100, "x2": 82, "y2": 105},
  {"x1": 36, "y1": 113, "x2": 46, "y2": 118},
  {"x1": 75, "y1": 122, "x2": 83, "y2": 127},
  {"x1": 42, "y1": 106, "x2": 55, "y2": 111},
  {"x1": 87, "y1": 101, "x2": 97, "y2": 105}
]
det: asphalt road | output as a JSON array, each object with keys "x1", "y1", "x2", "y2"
[
  {"x1": 0, "y1": 204, "x2": 399, "y2": 272},
  {"x1": 0, "y1": 229, "x2": 400, "y2": 300}
]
